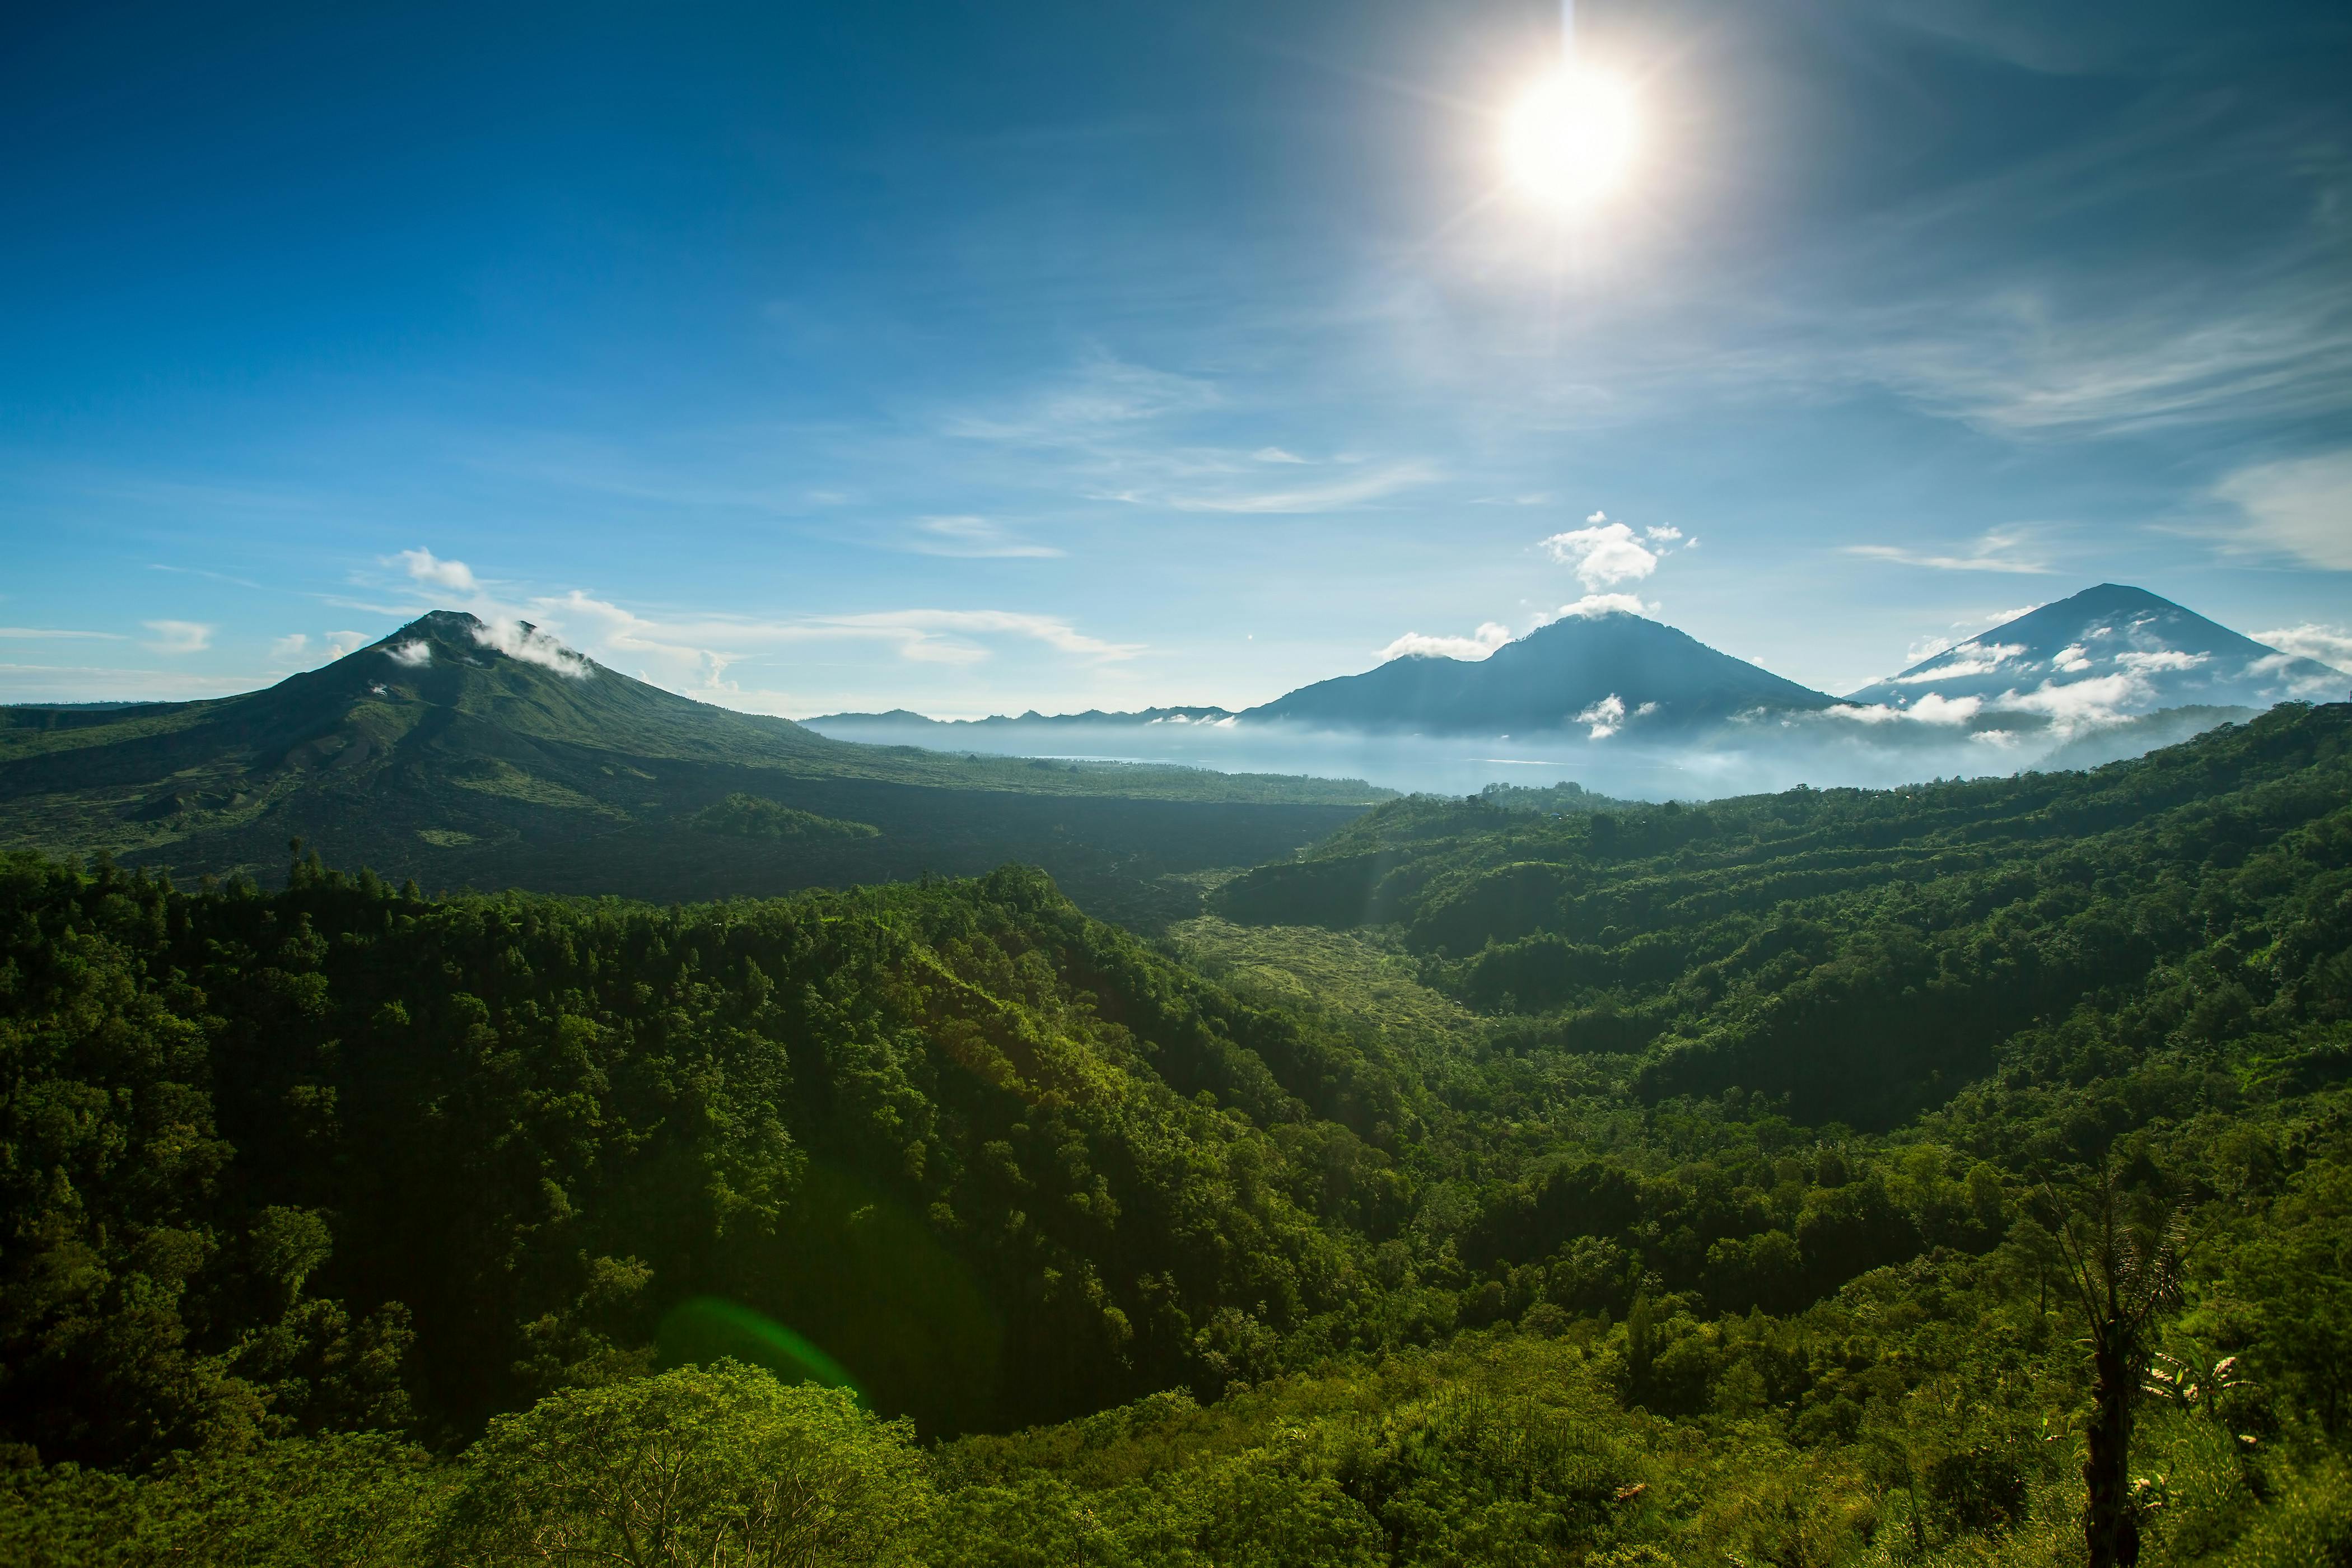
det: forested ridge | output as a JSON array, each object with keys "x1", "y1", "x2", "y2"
[{"x1": 3, "y1": 705, "x2": 2350, "y2": 1565}]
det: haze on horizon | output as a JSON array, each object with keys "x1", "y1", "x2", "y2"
[{"x1": 4, "y1": 0, "x2": 2349, "y2": 722}]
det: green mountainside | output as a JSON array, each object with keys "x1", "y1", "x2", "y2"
[
  {"x1": 4, "y1": 703, "x2": 2350, "y2": 1564},
  {"x1": 0, "y1": 612, "x2": 1383, "y2": 926}
]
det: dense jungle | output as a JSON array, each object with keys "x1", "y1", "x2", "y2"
[{"x1": 4, "y1": 703, "x2": 2350, "y2": 1565}]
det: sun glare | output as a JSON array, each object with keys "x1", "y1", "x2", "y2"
[{"x1": 1502, "y1": 63, "x2": 1639, "y2": 209}]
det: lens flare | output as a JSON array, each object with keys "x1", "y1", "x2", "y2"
[{"x1": 1502, "y1": 64, "x2": 1639, "y2": 208}]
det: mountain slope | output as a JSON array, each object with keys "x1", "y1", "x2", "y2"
[
  {"x1": 1845, "y1": 582, "x2": 2344, "y2": 714},
  {"x1": 1243, "y1": 610, "x2": 1837, "y2": 735},
  {"x1": 0, "y1": 613, "x2": 1382, "y2": 917}
]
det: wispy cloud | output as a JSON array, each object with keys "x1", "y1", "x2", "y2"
[
  {"x1": 0, "y1": 663, "x2": 252, "y2": 701},
  {"x1": 1378, "y1": 622, "x2": 1511, "y2": 661},
  {"x1": 1166, "y1": 462, "x2": 1434, "y2": 514},
  {"x1": 1551, "y1": 593, "x2": 1649, "y2": 620},
  {"x1": 1252, "y1": 446, "x2": 1308, "y2": 464},
  {"x1": 269, "y1": 633, "x2": 310, "y2": 661},
  {"x1": 544, "y1": 590, "x2": 1140, "y2": 696},
  {"x1": 944, "y1": 353, "x2": 1221, "y2": 443},
  {"x1": 147, "y1": 562, "x2": 264, "y2": 590},
  {"x1": 2255, "y1": 623, "x2": 2352, "y2": 674},
  {"x1": 1845, "y1": 528, "x2": 2052, "y2": 573},
  {"x1": 2213, "y1": 450, "x2": 2352, "y2": 571},
  {"x1": 906, "y1": 516, "x2": 1064, "y2": 558},
  {"x1": 0, "y1": 627, "x2": 124, "y2": 640},
  {"x1": 142, "y1": 619, "x2": 213, "y2": 654}
]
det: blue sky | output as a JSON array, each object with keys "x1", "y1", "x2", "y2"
[{"x1": 3, "y1": 0, "x2": 2348, "y2": 716}]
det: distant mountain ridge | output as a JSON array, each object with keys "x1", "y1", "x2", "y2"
[
  {"x1": 1844, "y1": 584, "x2": 2343, "y2": 713},
  {"x1": 809, "y1": 586, "x2": 2340, "y2": 748},
  {"x1": 0, "y1": 612, "x2": 1381, "y2": 916}
]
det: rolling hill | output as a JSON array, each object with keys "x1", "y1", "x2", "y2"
[{"x1": 0, "y1": 612, "x2": 1383, "y2": 922}]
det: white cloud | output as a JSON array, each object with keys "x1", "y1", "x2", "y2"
[
  {"x1": 1252, "y1": 446, "x2": 1308, "y2": 464},
  {"x1": 544, "y1": 592, "x2": 1143, "y2": 685},
  {"x1": 1826, "y1": 692, "x2": 1984, "y2": 726},
  {"x1": 270, "y1": 633, "x2": 309, "y2": 661},
  {"x1": 1575, "y1": 694, "x2": 1627, "y2": 739},
  {"x1": 1907, "y1": 692, "x2": 1985, "y2": 725},
  {"x1": 0, "y1": 627, "x2": 123, "y2": 640},
  {"x1": 1541, "y1": 514, "x2": 1660, "y2": 590},
  {"x1": 2052, "y1": 643, "x2": 2092, "y2": 673},
  {"x1": 945, "y1": 354, "x2": 1221, "y2": 442},
  {"x1": 1552, "y1": 593, "x2": 1649, "y2": 620},
  {"x1": 398, "y1": 548, "x2": 480, "y2": 594},
  {"x1": 0, "y1": 662, "x2": 255, "y2": 701},
  {"x1": 1995, "y1": 673, "x2": 2145, "y2": 728},
  {"x1": 1845, "y1": 528, "x2": 2051, "y2": 573},
  {"x1": 471, "y1": 619, "x2": 591, "y2": 678},
  {"x1": 2253, "y1": 623, "x2": 2352, "y2": 674},
  {"x1": 1906, "y1": 635, "x2": 1957, "y2": 664},
  {"x1": 142, "y1": 620, "x2": 213, "y2": 655},
  {"x1": 325, "y1": 630, "x2": 367, "y2": 659},
  {"x1": 1896, "y1": 641, "x2": 2027, "y2": 682},
  {"x1": 2214, "y1": 451, "x2": 2352, "y2": 570},
  {"x1": 1166, "y1": 462, "x2": 1433, "y2": 514},
  {"x1": 2114, "y1": 648, "x2": 2206, "y2": 674},
  {"x1": 1379, "y1": 622, "x2": 1512, "y2": 662},
  {"x1": 907, "y1": 516, "x2": 1065, "y2": 558},
  {"x1": 816, "y1": 609, "x2": 1141, "y2": 664},
  {"x1": 384, "y1": 640, "x2": 432, "y2": 667},
  {"x1": 1643, "y1": 525, "x2": 1683, "y2": 544}
]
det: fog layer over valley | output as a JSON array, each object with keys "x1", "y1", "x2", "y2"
[{"x1": 806, "y1": 586, "x2": 2341, "y2": 799}]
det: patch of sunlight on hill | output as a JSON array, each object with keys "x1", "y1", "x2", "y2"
[{"x1": 1169, "y1": 912, "x2": 1479, "y2": 1067}]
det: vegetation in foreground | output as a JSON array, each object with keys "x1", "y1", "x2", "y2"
[{"x1": 1, "y1": 704, "x2": 2348, "y2": 1563}]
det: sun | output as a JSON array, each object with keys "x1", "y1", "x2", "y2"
[{"x1": 1502, "y1": 63, "x2": 1639, "y2": 209}]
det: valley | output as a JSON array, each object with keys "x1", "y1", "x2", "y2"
[{"x1": 6, "y1": 697, "x2": 2350, "y2": 1565}]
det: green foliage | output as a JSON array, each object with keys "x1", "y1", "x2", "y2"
[
  {"x1": 443, "y1": 1362, "x2": 930, "y2": 1566},
  {"x1": 3, "y1": 705, "x2": 2350, "y2": 1566},
  {"x1": 0, "y1": 851, "x2": 1429, "y2": 1458},
  {"x1": 689, "y1": 794, "x2": 880, "y2": 841}
]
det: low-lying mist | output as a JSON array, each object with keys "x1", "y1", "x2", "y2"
[{"x1": 803, "y1": 704, "x2": 2253, "y2": 800}]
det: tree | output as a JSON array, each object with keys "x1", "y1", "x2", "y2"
[
  {"x1": 2047, "y1": 1169, "x2": 2183, "y2": 1568},
  {"x1": 441, "y1": 1362, "x2": 932, "y2": 1567}
]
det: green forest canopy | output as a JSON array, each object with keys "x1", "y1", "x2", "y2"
[{"x1": 3, "y1": 702, "x2": 2350, "y2": 1564}]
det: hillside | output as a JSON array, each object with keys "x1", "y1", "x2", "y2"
[
  {"x1": 1214, "y1": 700, "x2": 2352, "y2": 1127},
  {"x1": 0, "y1": 612, "x2": 1383, "y2": 923},
  {"x1": 6, "y1": 703, "x2": 2351, "y2": 1564}
]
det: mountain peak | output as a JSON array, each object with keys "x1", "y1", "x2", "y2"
[
  {"x1": 1245, "y1": 608, "x2": 1833, "y2": 735},
  {"x1": 1845, "y1": 582, "x2": 2341, "y2": 716}
]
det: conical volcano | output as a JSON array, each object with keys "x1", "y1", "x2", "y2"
[
  {"x1": 1844, "y1": 585, "x2": 2344, "y2": 715},
  {"x1": 1243, "y1": 610, "x2": 1836, "y2": 735},
  {"x1": 0, "y1": 613, "x2": 1379, "y2": 905}
]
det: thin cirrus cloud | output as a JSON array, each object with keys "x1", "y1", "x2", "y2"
[
  {"x1": 2212, "y1": 450, "x2": 2352, "y2": 571},
  {"x1": 1165, "y1": 462, "x2": 1434, "y2": 515},
  {"x1": 906, "y1": 516, "x2": 1064, "y2": 558},
  {"x1": 539, "y1": 589, "x2": 1141, "y2": 710},
  {"x1": 0, "y1": 627, "x2": 124, "y2": 640},
  {"x1": 1844, "y1": 529, "x2": 2052, "y2": 574}
]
